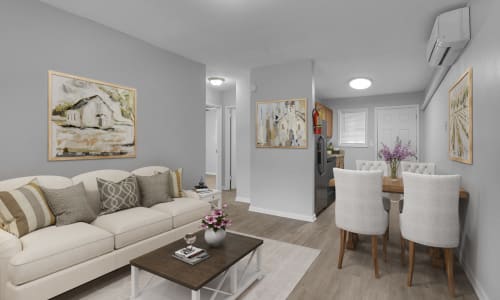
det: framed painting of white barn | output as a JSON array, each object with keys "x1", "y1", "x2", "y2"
[
  {"x1": 256, "y1": 98, "x2": 308, "y2": 149},
  {"x1": 48, "y1": 71, "x2": 137, "y2": 161}
]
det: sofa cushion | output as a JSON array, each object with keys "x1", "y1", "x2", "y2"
[
  {"x1": 9, "y1": 222, "x2": 113, "y2": 285},
  {"x1": 41, "y1": 182, "x2": 97, "y2": 226},
  {"x1": 151, "y1": 198, "x2": 210, "y2": 228},
  {"x1": 0, "y1": 182, "x2": 55, "y2": 238},
  {"x1": 136, "y1": 173, "x2": 172, "y2": 207},
  {"x1": 72, "y1": 170, "x2": 133, "y2": 215},
  {"x1": 92, "y1": 207, "x2": 172, "y2": 249},
  {"x1": 96, "y1": 176, "x2": 140, "y2": 215}
]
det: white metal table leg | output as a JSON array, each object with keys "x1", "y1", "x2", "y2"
[
  {"x1": 217, "y1": 197, "x2": 222, "y2": 209},
  {"x1": 229, "y1": 264, "x2": 238, "y2": 293},
  {"x1": 256, "y1": 246, "x2": 263, "y2": 280},
  {"x1": 131, "y1": 265, "x2": 139, "y2": 299},
  {"x1": 192, "y1": 289, "x2": 201, "y2": 300}
]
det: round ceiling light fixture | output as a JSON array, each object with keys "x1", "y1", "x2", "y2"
[
  {"x1": 208, "y1": 77, "x2": 225, "y2": 86},
  {"x1": 349, "y1": 78, "x2": 372, "y2": 90}
]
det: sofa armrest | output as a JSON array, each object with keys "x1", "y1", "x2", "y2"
[
  {"x1": 183, "y1": 190, "x2": 199, "y2": 200},
  {"x1": 0, "y1": 230, "x2": 21, "y2": 299}
]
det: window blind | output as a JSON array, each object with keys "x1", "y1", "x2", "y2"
[{"x1": 339, "y1": 110, "x2": 367, "y2": 145}]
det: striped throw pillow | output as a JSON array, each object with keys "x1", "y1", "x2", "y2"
[
  {"x1": 169, "y1": 168, "x2": 185, "y2": 198},
  {"x1": 0, "y1": 182, "x2": 55, "y2": 238}
]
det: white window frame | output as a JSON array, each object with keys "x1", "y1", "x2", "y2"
[{"x1": 338, "y1": 108, "x2": 368, "y2": 148}]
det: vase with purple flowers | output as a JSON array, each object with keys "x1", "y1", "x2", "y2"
[
  {"x1": 201, "y1": 204, "x2": 232, "y2": 247},
  {"x1": 378, "y1": 137, "x2": 416, "y2": 179}
]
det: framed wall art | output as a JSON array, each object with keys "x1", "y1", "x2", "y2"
[
  {"x1": 448, "y1": 67, "x2": 473, "y2": 164},
  {"x1": 48, "y1": 71, "x2": 137, "y2": 161},
  {"x1": 256, "y1": 98, "x2": 307, "y2": 149}
]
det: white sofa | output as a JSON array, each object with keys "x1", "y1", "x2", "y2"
[{"x1": 0, "y1": 166, "x2": 210, "y2": 300}]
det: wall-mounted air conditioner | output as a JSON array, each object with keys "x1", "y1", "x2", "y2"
[
  {"x1": 423, "y1": 7, "x2": 471, "y2": 109},
  {"x1": 426, "y1": 7, "x2": 470, "y2": 67}
]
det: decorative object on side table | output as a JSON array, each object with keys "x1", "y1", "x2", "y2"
[
  {"x1": 195, "y1": 176, "x2": 208, "y2": 190},
  {"x1": 378, "y1": 137, "x2": 416, "y2": 179},
  {"x1": 448, "y1": 67, "x2": 473, "y2": 164},
  {"x1": 201, "y1": 204, "x2": 231, "y2": 247}
]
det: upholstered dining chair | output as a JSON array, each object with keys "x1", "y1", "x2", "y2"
[
  {"x1": 398, "y1": 162, "x2": 436, "y2": 264},
  {"x1": 334, "y1": 168, "x2": 388, "y2": 278},
  {"x1": 400, "y1": 172, "x2": 461, "y2": 297},
  {"x1": 401, "y1": 161, "x2": 436, "y2": 175},
  {"x1": 355, "y1": 160, "x2": 388, "y2": 175}
]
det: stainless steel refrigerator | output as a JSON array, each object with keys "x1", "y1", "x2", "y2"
[{"x1": 314, "y1": 121, "x2": 336, "y2": 215}]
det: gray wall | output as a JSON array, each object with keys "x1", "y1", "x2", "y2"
[
  {"x1": 235, "y1": 72, "x2": 252, "y2": 201},
  {"x1": 250, "y1": 60, "x2": 315, "y2": 221},
  {"x1": 205, "y1": 110, "x2": 217, "y2": 174},
  {"x1": 422, "y1": 1, "x2": 499, "y2": 298},
  {"x1": 0, "y1": 0, "x2": 206, "y2": 188},
  {"x1": 321, "y1": 92, "x2": 424, "y2": 169}
]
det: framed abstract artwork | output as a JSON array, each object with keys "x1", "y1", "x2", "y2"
[
  {"x1": 256, "y1": 98, "x2": 307, "y2": 149},
  {"x1": 448, "y1": 68, "x2": 473, "y2": 164},
  {"x1": 48, "y1": 71, "x2": 137, "y2": 161}
]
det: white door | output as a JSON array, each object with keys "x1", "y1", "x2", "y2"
[{"x1": 375, "y1": 106, "x2": 419, "y2": 160}]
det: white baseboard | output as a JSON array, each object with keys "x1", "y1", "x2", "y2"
[
  {"x1": 205, "y1": 172, "x2": 216, "y2": 176},
  {"x1": 236, "y1": 196, "x2": 250, "y2": 203},
  {"x1": 461, "y1": 259, "x2": 490, "y2": 300},
  {"x1": 249, "y1": 205, "x2": 316, "y2": 222}
]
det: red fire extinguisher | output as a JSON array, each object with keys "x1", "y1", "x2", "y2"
[{"x1": 312, "y1": 108, "x2": 322, "y2": 134}]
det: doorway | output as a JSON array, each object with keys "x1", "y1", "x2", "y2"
[
  {"x1": 375, "y1": 105, "x2": 419, "y2": 160},
  {"x1": 205, "y1": 105, "x2": 222, "y2": 190}
]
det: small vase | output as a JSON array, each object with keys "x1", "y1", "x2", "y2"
[
  {"x1": 204, "y1": 228, "x2": 226, "y2": 247},
  {"x1": 390, "y1": 161, "x2": 400, "y2": 179}
]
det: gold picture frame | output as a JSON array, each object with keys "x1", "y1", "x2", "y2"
[
  {"x1": 256, "y1": 98, "x2": 308, "y2": 149},
  {"x1": 448, "y1": 68, "x2": 473, "y2": 164},
  {"x1": 48, "y1": 71, "x2": 137, "y2": 161}
]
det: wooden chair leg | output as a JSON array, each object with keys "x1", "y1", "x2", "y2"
[
  {"x1": 371, "y1": 236, "x2": 380, "y2": 278},
  {"x1": 337, "y1": 229, "x2": 347, "y2": 269},
  {"x1": 383, "y1": 229, "x2": 388, "y2": 262},
  {"x1": 400, "y1": 235, "x2": 405, "y2": 266},
  {"x1": 407, "y1": 241, "x2": 415, "y2": 286},
  {"x1": 444, "y1": 248, "x2": 455, "y2": 297}
]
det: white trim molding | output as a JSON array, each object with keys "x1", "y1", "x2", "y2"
[
  {"x1": 461, "y1": 259, "x2": 490, "y2": 300},
  {"x1": 249, "y1": 205, "x2": 316, "y2": 222}
]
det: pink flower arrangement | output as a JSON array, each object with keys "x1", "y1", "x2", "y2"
[
  {"x1": 201, "y1": 203, "x2": 232, "y2": 232},
  {"x1": 378, "y1": 137, "x2": 416, "y2": 178}
]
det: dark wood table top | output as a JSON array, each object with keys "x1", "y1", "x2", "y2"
[
  {"x1": 130, "y1": 231, "x2": 263, "y2": 291},
  {"x1": 329, "y1": 176, "x2": 469, "y2": 200}
]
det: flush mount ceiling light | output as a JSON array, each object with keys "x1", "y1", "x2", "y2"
[
  {"x1": 349, "y1": 78, "x2": 372, "y2": 90},
  {"x1": 208, "y1": 77, "x2": 225, "y2": 86}
]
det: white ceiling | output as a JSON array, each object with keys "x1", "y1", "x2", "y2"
[{"x1": 40, "y1": 0, "x2": 466, "y2": 99}]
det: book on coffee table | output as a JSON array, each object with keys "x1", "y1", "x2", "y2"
[{"x1": 173, "y1": 246, "x2": 210, "y2": 265}]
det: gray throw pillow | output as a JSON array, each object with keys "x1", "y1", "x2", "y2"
[
  {"x1": 42, "y1": 182, "x2": 97, "y2": 226},
  {"x1": 136, "y1": 173, "x2": 172, "y2": 207},
  {"x1": 97, "y1": 176, "x2": 139, "y2": 215}
]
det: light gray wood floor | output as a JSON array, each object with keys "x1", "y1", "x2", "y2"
[
  {"x1": 224, "y1": 190, "x2": 477, "y2": 300},
  {"x1": 54, "y1": 189, "x2": 477, "y2": 300}
]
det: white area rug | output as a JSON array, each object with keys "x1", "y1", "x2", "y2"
[{"x1": 61, "y1": 234, "x2": 319, "y2": 300}]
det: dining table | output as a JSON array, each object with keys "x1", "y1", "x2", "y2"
[{"x1": 328, "y1": 176, "x2": 469, "y2": 268}]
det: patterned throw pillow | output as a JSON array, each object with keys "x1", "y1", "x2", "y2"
[
  {"x1": 169, "y1": 168, "x2": 185, "y2": 198},
  {"x1": 96, "y1": 176, "x2": 139, "y2": 215},
  {"x1": 0, "y1": 182, "x2": 55, "y2": 237}
]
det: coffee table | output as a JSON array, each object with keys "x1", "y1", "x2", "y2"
[{"x1": 130, "y1": 231, "x2": 264, "y2": 300}]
